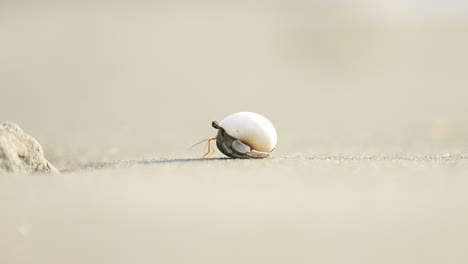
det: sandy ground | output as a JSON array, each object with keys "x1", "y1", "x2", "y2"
[{"x1": 1, "y1": 1, "x2": 468, "y2": 263}]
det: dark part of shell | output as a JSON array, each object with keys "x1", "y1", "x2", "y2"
[{"x1": 215, "y1": 128, "x2": 251, "y2": 159}]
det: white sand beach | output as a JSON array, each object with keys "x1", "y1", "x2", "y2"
[{"x1": 1, "y1": 1, "x2": 468, "y2": 263}]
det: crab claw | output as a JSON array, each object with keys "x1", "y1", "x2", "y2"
[
  {"x1": 231, "y1": 139, "x2": 251, "y2": 154},
  {"x1": 245, "y1": 150, "x2": 271, "y2": 159},
  {"x1": 231, "y1": 139, "x2": 271, "y2": 159}
]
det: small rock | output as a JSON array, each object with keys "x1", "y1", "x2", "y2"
[{"x1": 0, "y1": 122, "x2": 59, "y2": 174}]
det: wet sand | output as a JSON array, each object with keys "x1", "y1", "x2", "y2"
[{"x1": 1, "y1": 2, "x2": 468, "y2": 263}]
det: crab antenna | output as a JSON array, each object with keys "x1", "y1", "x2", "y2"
[{"x1": 188, "y1": 138, "x2": 213, "y2": 151}]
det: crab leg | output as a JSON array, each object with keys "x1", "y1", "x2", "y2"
[{"x1": 202, "y1": 138, "x2": 216, "y2": 158}]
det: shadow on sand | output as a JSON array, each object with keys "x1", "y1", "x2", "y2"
[
  {"x1": 61, "y1": 154, "x2": 468, "y2": 173},
  {"x1": 62, "y1": 157, "x2": 232, "y2": 173}
]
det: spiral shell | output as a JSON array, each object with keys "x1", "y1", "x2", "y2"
[{"x1": 213, "y1": 112, "x2": 277, "y2": 159}]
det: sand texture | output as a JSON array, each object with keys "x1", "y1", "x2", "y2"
[{"x1": 1, "y1": 1, "x2": 468, "y2": 263}]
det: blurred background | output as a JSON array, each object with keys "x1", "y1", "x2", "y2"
[
  {"x1": 2, "y1": 2, "x2": 468, "y2": 264},
  {"x1": 1, "y1": 0, "x2": 468, "y2": 169}
]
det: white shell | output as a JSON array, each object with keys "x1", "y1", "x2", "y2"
[{"x1": 218, "y1": 112, "x2": 277, "y2": 152}]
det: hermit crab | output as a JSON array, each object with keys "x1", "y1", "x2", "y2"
[{"x1": 193, "y1": 112, "x2": 277, "y2": 159}]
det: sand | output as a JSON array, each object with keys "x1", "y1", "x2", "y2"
[{"x1": 1, "y1": 2, "x2": 468, "y2": 263}]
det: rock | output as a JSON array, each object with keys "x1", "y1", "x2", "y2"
[{"x1": 0, "y1": 122, "x2": 59, "y2": 174}]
